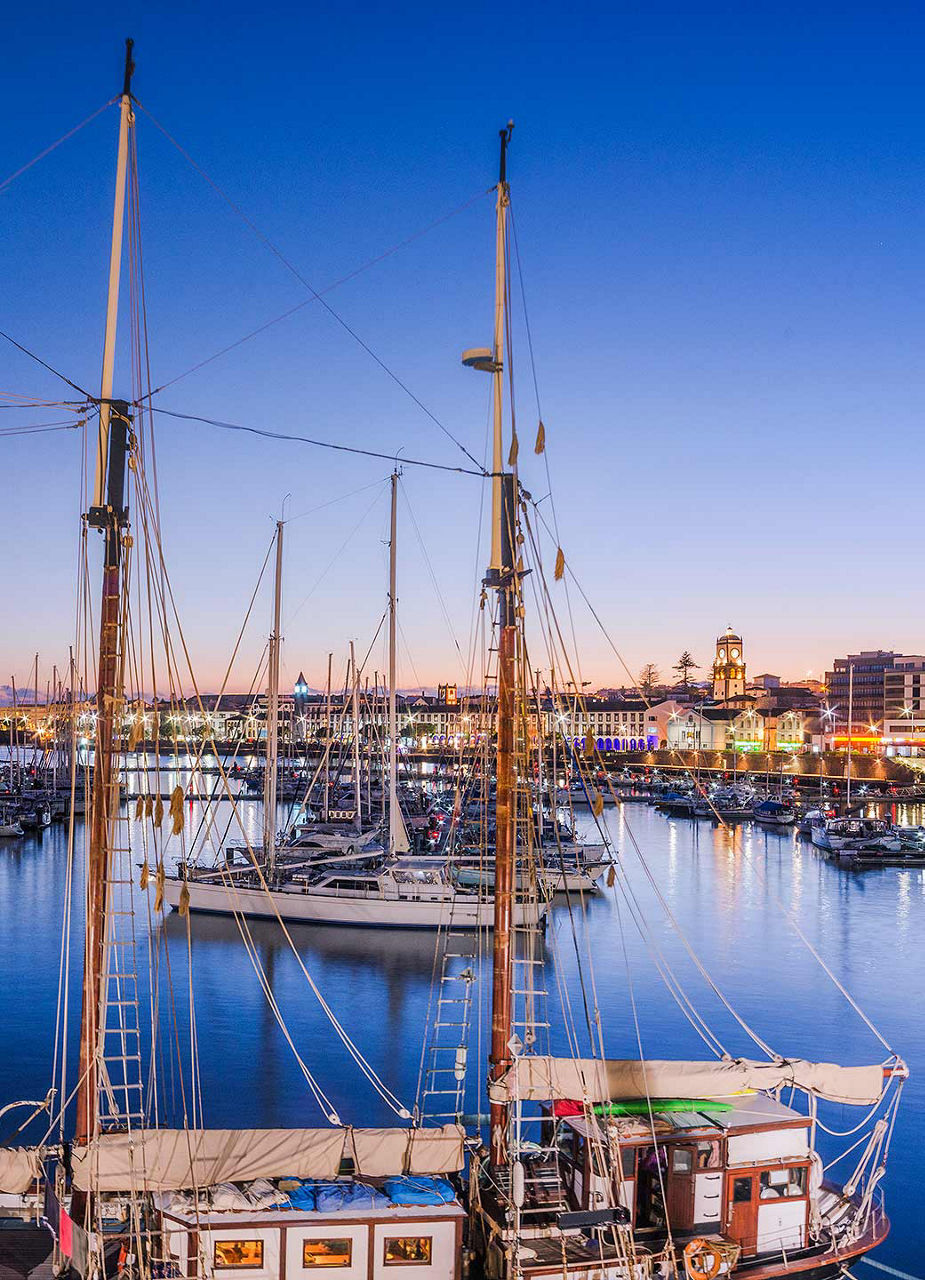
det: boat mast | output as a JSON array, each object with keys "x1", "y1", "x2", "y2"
[
  {"x1": 484, "y1": 124, "x2": 516, "y2": 1169},
  {"x1": 264, "y1": 519, "x2": 284, "y2": 875},
  {"x1": 93, "y1": 41, "x2": 135, "y2": 512},
  {"x1": 323, "y1": 652, "x2": 332, "y2": 821},
  {"x1": 388, "y1": 470, "x2": 409, "y2": 854},
  {"x1": 350, "y1": 641, "x2": 362, "y2": 832},
  {"x1": 846, "y1": 661, "x2": 854, "y2": 811},
  {"x1": 74, "y1": 39, "x2": 135, "y2": 1160}
]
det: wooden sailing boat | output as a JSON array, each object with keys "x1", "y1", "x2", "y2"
[
  {"x1": 461, "y1": 125, "x2": 907, "y2": 1280},
  {"x1": 0, "y1": 41, "x2": 483, "y2": 1280}
]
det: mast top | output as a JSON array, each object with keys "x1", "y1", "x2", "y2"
[
  {"x1": 498, "y1": 120, "x2": 514, "y2": 185},
  {"x1": 122, "y1": 38, "x2": 135, "y2": 98}
]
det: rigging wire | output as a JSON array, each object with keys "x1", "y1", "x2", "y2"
[
  {"x1": 141, "y1": 187, "x2": 494, "y2": 400},
  {"x1": 527, "y1": 490, "x2": 897, "y2": 1056},
  {"x1": 0, "y1": 97, "x2": 117, "y2": 195},
  {"x1": 0, "y1": 421, "x2": 82, "y2": 436},
  {"x1": 0, "y1": 329, "x2": 92, "y2": 399},
  {"x1": 147, "y1": 406, "x2": 489, "y2": 477},
  {"x1": 132, "y1": 100, "x2": 486, "y2": 472}
]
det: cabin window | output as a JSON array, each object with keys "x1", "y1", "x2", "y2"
[
  {"x1": 214, "y1": 1241, "x2": 264, "y2": 1269},
  {"x1": 759, "y1": 1168, "x2": 807, "y2": 1199},
  {"x1": 619, "y1": 1147, "x2": 636, "y2": 1179},
  {"x1": 695, "y1": 1141, "x2": 720, "y2": 1170},
  {"x1": 731, "y1": 1177, "x2": 752, "y2": 1204},
  {"x1": 672, "y1": 1148, "x2": 693, "y2": 1175},
  {"x1": 384, "y1": 1238, "x2": 432, "y2": 1266},
  {"x1": 554, "y1": 1125, "x2": 577, "y2": 1160},
  {"x1": 302, "y1": 1240, "x2": 352, "y2": 1268}
]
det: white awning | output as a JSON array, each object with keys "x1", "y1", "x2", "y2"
[
  {"x1": 488, "y1": 1057, "x2": 886, "y2": 1108},
  {"x1": 0, "y1": 1148, "x2": 41, "y2": 1193},
  {"x1": 72, "y1": 1124, "x2": 466, "y2": 1192}
]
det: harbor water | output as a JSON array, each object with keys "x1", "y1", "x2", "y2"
[{"x1": 0, "y1": 795, "x2": 920, "y2": 1272}]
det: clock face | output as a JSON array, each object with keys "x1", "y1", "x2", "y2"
[
  {"x1": 730, "y1": 647, "x2": 739, "y2": 659},
  {"x1": 718, "y1": 648, "x2": 726, "y2": 661}
]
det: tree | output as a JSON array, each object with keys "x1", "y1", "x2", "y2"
[
  {"x1": 673, "y1": 650, "x2": 699, "y2": 690},
  {"x1": 638, "y1": 663, "x2": 660, "y2": 700}
]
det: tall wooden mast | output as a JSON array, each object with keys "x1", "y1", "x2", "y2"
[
  {"x1": 471, "y1": 123, "x2": 517, "y2": 1170},
  {"x1": 75, "y1": 39, "x2": 135, "y2": 1160}
]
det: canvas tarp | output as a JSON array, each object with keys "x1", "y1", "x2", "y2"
[
  {"x1": 0, "y1": 1147, "x2": 41, "y2": 1193},
  {"x1": 350, "y1": 1125, "x2": 465, "y2": 1176},
  {"x1": 488, "y1": 1057, "x2": 886, "y2": 1108},
  {"x1": 72, "y1": 1129, "x2": 346, "y2": 1192},
  {"x1": 72, "y1": 1124, "x2": 466, "y2": 1192}
]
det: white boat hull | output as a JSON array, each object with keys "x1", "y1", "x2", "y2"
[{"x1": 162, "y1": 876, "x2": 548, "y2": 929}]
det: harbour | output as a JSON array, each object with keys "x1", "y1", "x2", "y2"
[
  {"x1": 0, "y1": 15, "x2": 922, "y2": 1280},
  {"x1": 0, "y1": 802, "x2": 920, "y2": 1271}
]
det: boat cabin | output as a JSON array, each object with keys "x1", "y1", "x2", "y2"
[
  {"x1": 158, "y1": 1185, "x2": 465, "y2": 1280},
  {"x1": 551, "y1": 1094, "x2": 813, "y2": 1257}
]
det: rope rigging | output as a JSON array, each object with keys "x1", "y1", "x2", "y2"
[{"x1": 132, "y1": 99, "x2": 488, "y2": 473}]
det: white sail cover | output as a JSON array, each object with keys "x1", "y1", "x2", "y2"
[
  {"x1": 351, "y1": 1125, "x2": 465, "y2": 1176},
  {"x1": 72, "y1": 1124, "x2": 465, "y2": 1192},
  {"x1": 0, "y1": 1148, "x2": 41, "y2": 1193},
  {"x1": 488, "y1": 1057, "x2": 886, "y2": 1108}
]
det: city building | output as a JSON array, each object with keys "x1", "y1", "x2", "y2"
[
  {"x1": 667, "y1": 707, "x2": 739, "y2": 751},
  {"x1": 882, "y1": 656, "x2": 925, "y2": 750},
  {"x1": 712, "y1": 626, "x2": 746, "y2": 701},
  {"x1": 551, "y1": 699, "x2": 682, "y2": 751},
  {"x1": 825, "y1": 651, "x2": 896, "y2": 735}
]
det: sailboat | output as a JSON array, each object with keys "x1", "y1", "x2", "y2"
[
  {"x1": 164, "y1": 471, "x2": 547, "y2": 929},
  {"x1": 0, "y1": 42, "x2": 483, "y2": 1280},
  {"x1": 451, "y1": 124, "x2": 907, "y2": 1280},
  {"x1": 0, "y1": 44, "x2": 907, "y2": 1280}
]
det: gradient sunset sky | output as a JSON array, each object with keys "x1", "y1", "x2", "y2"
[{"x1": 2, "y1": 0, "x2": 924, "y2": 695}]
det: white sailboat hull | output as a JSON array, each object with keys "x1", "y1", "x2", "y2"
[{"x1": 162, "y1": 876, "x2": 547, "y2": 930}]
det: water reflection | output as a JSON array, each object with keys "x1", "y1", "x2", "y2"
[{"x1": 0, "y1": 802, "x2": 922, "y2": 1267}]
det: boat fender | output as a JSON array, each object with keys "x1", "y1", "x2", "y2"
[
  {"x1": 683, "y1": 1239, "x2": 722, "y2": 1280},
  {"x1": 511, "y1": 1161, "x2": 525, "y2": 1208}
]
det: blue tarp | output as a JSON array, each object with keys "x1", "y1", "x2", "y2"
[
  {"x1": 382, "y1": 1176, "x2": 456, "y2": 1206},
  {"x1": 278, "y1": 1181, "x2": 390, "y2": 1212}
]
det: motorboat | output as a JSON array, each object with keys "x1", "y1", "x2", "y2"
[
  {"x1": 0, "y1": 810, "x2": 24, "y2": 838},
  {"x1": 810, "y1": 817, "x2": 902, "y2": 855},
  {"x1": 752, "y1": 798, "x2": 796, "y2": 826}
]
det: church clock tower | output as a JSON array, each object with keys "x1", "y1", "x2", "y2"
[{"x1": 713, "y1": 626, "x2": 746, "y2": 701}]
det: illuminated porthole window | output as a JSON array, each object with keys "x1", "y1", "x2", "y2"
[
  {"x1": 214, "y1": 1241, "x2": 264, "y2": 1270},
  {"x1": 383, "y1": 1238, "x2": 433, "y2": 1266},
  {"x1": 302, "y1": 1240, "x2": 352, "y2": 1269}
]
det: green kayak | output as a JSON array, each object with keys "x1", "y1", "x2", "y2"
[{"x1": 593, "y1": 1098, "x2": 733, "y2": 1116}]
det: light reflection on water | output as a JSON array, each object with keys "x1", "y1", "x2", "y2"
[{"x1": 0, "y1": 793, "x2": 920, "y2": 1268}]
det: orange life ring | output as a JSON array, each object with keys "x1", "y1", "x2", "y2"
[{"x1": 683, "y1": 1238, "x2": 722, "y2": 1280}]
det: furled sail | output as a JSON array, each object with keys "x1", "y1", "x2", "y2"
[
  {"x1": 488, "y1": 1057, "x2": 888, "y2": 1108},
  {"x1": 71, "y1": 1124, "x2": 465, "y2": 1191},
  {"x1": 0, "y1": 1148, "x2": 41, "y2": 1193}
]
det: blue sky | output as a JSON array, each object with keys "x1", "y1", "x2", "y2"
[{"x1": 2, "y1": 1, "x2": 924, "y2": 693}]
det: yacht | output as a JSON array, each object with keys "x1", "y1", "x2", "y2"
[
  {"x1": 163, "y1": 856, "x2": 548, "y2": 929},
  {"x1": 810, "y1": 817, "x2": 902, "y2": 856}
]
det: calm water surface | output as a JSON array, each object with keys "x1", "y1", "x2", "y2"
[{"x1": 0, "y1": 797, "x2": 921, "y2": 1270}]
